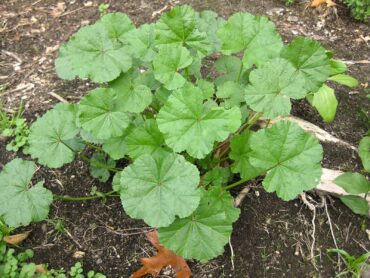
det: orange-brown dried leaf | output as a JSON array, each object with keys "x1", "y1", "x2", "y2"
[
  {"x1": 131, "y1": 231, "x2": 191, "y2": 278},
  {"x1": 35, "y1": 264, "x2": 47, "y2": 274},
  {"x1": 311, "y1": 0, "x2": 336, "y2": 7},
  {"x1": 3, "y1": 231, "x2": 31, "y2": 245}
]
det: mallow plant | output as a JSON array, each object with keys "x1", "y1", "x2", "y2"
[{"x1": 0, "y1": 6, "x2": 360, "y2": 262}]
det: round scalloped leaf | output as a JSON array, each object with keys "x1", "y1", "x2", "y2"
[
  {"x1": 340, "y1": 195, "x2": 369, "y2": 216},
  {"x1": 124, "y1": 24, "x2": 156, "y2": 62},
  {"x1": 0, "y1": 159, "x2": 53, "y2": 228},
  {"x1": 89, "y1": 152, "x2": 116, "y2": 182},
  {"x1": 216, "y1": 81, "x2": 245, "y2": 108},
  {"x1": 334, "y1": 172, "x2": 370, "y2": 194},
  {"x1": 120, "y1": 153, "x2": 201, "y2": 228},
  {"x1": 98, "y1": 12, "x2": 135, "y2": 41},
  {"x1": 158, "y1": 187, "x2": 240, "y2": 262},
  {"x1": 102, "y1": 125, "x2": 134, "y2": 160},
  {"x1": 155, "y1": 5, "x2": 210, "y2": 55},
  {"x1": 203, "y1": 167, "x2": 231, "y2": 187},
  {"x1": 153, "y1": 45, "x2": 193, "y2": 90},
  {"x1": 244, "y1": 58, "x2": 307, "y2": 119},
  {"x1": 126, "y1": 119, "x2": 170, "y2": 160},
  {"x1": 157, "y1": 85, "x2": 241, "y2": 159},
  {"x1": 109, "y1": 73, "x2": 152, "y2": 114},
  {"x1": 280, "y1": 37, "x2": 331, "y2": 92},
  {"x1": 249, "y1": 121, "x2": 323, "y2": 201},
  {"x1": 229, "y1": 130, "x2": 265, "y2": 180},
  {"x1": 359, "y1": 136, "x2": 370, "y2": 172},
  {"x1": 29, "y1": 103, "x2": 83, "y2": 168},
  {"x1": 78, "y1": 88, "x2": 131, "y2": 140},
  {"x1": 55, "y1": 24, "x2": 132, "y2": 83},
  {"x1": 217, "y1": 12, "x2": 282, "y2": 68},
  {"x1": 196, "y1": 10, "x2": 224, "y2": 53}
]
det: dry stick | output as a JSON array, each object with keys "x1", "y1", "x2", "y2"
[
  {"x1": 324, "y1": 199, "x2": 342, "y2": 271},
  {"x1": 49, "y1": 92, "x2": 68, "y2": 103},
  {"x1": 229, "y1": 238, "x2": 235, "y2": 271}
]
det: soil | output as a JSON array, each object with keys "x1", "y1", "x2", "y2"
[{"x1": 1, "y1": 0, "x2": 369, "y2": 277}]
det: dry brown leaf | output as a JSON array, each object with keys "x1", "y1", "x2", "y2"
[
  {"x1": 35, "y1": 264, "x2": 47, "y2": 274},
  {"x1": 311, "y1": 0, "x2": 336, "y2": 8},
  {"x1": 50, "y1": 2, "x2": 66, "y2": 17},
  {"x1": 131, "y1": 231, "x2": 191, "y2": 278},
  {"x1": 3, "y1": 231, "x2": 31, "y2": 245}
]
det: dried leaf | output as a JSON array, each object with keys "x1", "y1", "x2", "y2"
[
  {"x1": 50, "y1": 2, "x2": 66, "y2": 17},
  {"x1": 131, "y1": 231, "x2": 191, "y2": 278},
  {"x1": 311, "y1": 0, "x2": 336, "y2": 8},
  {"x1": 3, "y1": 231, "x2": 31, "y2": 245},
  {"x1": 35, "y1": 264, "x2": 47, "y2": 274}
]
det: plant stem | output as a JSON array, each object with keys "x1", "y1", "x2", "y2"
[
  {"x1": 54, "y1": 191, "x2": 119, "y2": 201},
  {"x1": 184, "y1": 67, "x2": 190, "y2": 81},
  {"x1": 85, "y1": 142, "x2": 104, "y2": 152},
  {"x1": 223, "y1": 177, "x2": 251, "y2": 191},
  {"x1": 236, "y1": 62, "x2": 244, "y2": 82}
]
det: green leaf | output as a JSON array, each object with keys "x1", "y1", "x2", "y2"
[
  {"x1": 203, "y1": 167, "x2": 231, "y2": 187},
  {"x1": 359, "y1": 136, "x2": 370, "y2": 172},
  {"x1": 229, "y1": 130, "x2": 265, "y2": 180},
  {"x1": 340, "y1": 195, "x2": 369, "y2": 216},
  {"x1": 109, "y1": 73, "x2": 153, "y2": 114},
  {"x1": 158, "y1": 187, "x2": 240, "y2": 262},
  {"x1": 328, "y1": 74, "x2": 358, "y2": 88},
  {"x1": 334, "y1": 172, "x2": 370, "y2": 194},
  {"x1": 311, "y1": 84, "x2": 338, "y2": 123},
  {"x1": 196, "y1": 10, "x2": 224, "y2": 53},
  {"x1": 249, "y1": 121, "x2": 323, "y2": 201},
  {"x1": 78, "y1": 88, "x2": 131, "y2": 140},
  {"x1": 214, "y1": 56, "x2": 242, "y2": 85},
  {"x1": 157, "y1": 86, "x2": 241, "y2": 159},
  {"x1": 217, "y1": 81, "x2": 245, "y2": 108},
  {"x1": 281, "y1": 37, "x2": 331, "y2": 92},
  {"x1": 89, "y1": 152, "x2": 115, "y2": 182},
  {"x1": 153, "y1": 45, "x2": 193, "y2": 90},
  {"x1": 102, "y1": 125, "x2": 133, "y2": 160},
  {"x1": 330, "y1": 59, "x2": 347, "y2": 75},
  {"x1": 29, "y1": 103, "x2": 83, "y2": 168},
  {"x1": 55, "y1": 24, "x2": 132, "y2": 83},
  {"x1": 98, "y1": 12, "x2": 135, "y2": 41},
  {"x1": 0, "y1": 159, "x2": 53, "y2": 228},
  {"x1": 217, "y1": 12, "x2": 282, "y2": 68},
  {"x1": 124, "y1": 24, "x2": 156, "y2": 62},
  {"x1": 112, "y1": 172, "x2": 122, "y2": 193},
  {"x1": 80, "y1": 129, "x2": 104, "y2": 145},
  {"x1": 244, "y1": 58, "x2": 307, "y2": 119},
  {"x1": 120, "y1": 153, "x2": 201, "y2": 227},
  {"x1": 155, "y1": 5, "x2": 211, "y2": 55},
  {"x1": 196, "y1": 79, "x2": 215, "y2": 99},
  {"x1": 126, "y1": 119, "x2": 169, "y2": 160}
]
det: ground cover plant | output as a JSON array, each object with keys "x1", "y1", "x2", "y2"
[{"x1": 0, "y1": 4, "x2": 364, "y2": 275}]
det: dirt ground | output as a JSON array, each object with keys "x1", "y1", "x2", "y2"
[{"x1": 0, "y1": 0, "x2": 370, "y2": 277}]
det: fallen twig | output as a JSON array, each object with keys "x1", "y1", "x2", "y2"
[
  {"x1": 259, "y1": 116, "x2": 357, "y2": 151},
  {"x1": 49, "y1": 92, "x2": 68, "y2": 103}
]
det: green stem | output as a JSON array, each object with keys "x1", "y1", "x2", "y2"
[
  {"x1": 223, "y1": 177, "x2": 251, "y2": 191},
  {"x1": 85, "y1": 142, "x2": 104, "y2": 152},
  {"x1": 184, "y1": 67, "x2": 190, "y2": 81},
  {"x1": 54, "y1": 191, "x2": 118, "y2": 201},
  {"x1": 236, "y1": 62, "x2": 244, "y2": 82}
]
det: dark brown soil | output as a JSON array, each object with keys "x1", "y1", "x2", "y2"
[{"x1": 1, "y1": 0, "x2": 369, "y2": 277}]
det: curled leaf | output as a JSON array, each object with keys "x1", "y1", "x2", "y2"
[
  {"x1": 131, "y1": 231, "x2": 191, "y2": 278},
  {"x1": 3, "y1": 231, "x2": 31, "y2": 245}
]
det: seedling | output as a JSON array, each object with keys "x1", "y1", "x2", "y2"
[
  {"x1": 328, "y1": 248, "x2": 370, "y2": 277},
  {"x1": 0, "y1": 100, "x2": 30, "y2": 153},
  {"x1": 0, "y1": 5, "x2": 359, "y2": 263},
  {"x1": 334, "y1": 136, "x2": 370, "y2": 215}
]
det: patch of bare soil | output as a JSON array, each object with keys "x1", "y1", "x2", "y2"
[{"x1": 0, "y1": 0, "x2": 369, "y2": 277}]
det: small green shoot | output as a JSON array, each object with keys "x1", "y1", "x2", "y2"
[{"x1": 328, "y1": 248, "x2": 370, "y2": 278}]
